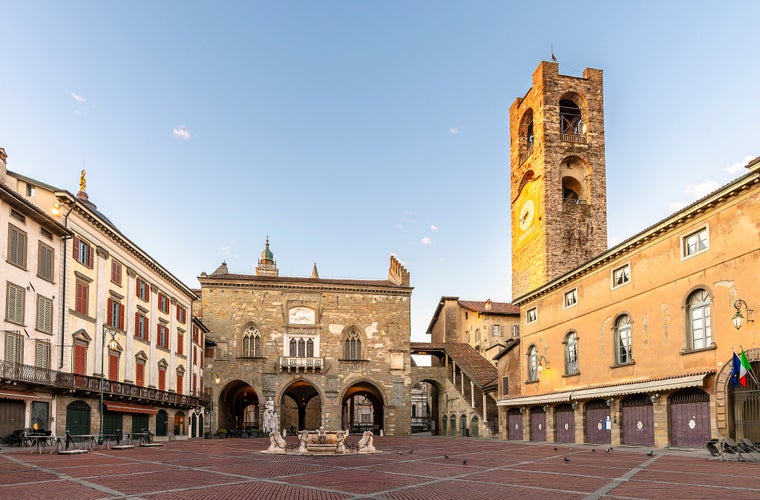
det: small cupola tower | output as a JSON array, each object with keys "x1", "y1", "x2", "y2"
[
  {"x1": 255, "y1": 237, "x2": 279, "y2": 276},
  {"x1": 510, "y1": 61, "x2": 608, "y2": 299}
]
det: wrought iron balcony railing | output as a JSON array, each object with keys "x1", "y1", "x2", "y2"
[{"x1": 0, "y1": 360, "x2": 201, "y2": 408}]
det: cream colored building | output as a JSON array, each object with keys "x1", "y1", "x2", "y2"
[
  {"x1": 498, "y1": 61, "x2": 760, "y2": 448},
  {"x1": 3, "y1": 156, "x2": 204, "y2": 440}
]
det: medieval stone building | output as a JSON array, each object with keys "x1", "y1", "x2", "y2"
[{"x1": 198, "y1": 242, "x2": 413, "y2": 436}]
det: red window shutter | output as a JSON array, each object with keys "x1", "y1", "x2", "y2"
[
  {"x1": 134, "y1": 312, "x2": 139, "y2": 337},
  {"x1": 88, "y1": 246, "x2": 93, "y2": 268},
  {"x1": 119, "y1": 304, "x2": 125, "y2": 330},
  {"x1": 73, "y1": 236, "x2": 80, "y2": 260},
  {"x1": 107, "y1": 298, "x2": 114, "y2": 324},
  {"x1": 158, "y1": 369, "x2": 166, "y2": 391},
  {"x1": 109, "y1": 352, "x2": 119, "y2": 381},
  {"x1": 74, "y1": 344, "x2": 86, "y2": 375},
  {"x1": 145, "y1": 282, "x2": 150, "y2": 300},
  {"x1": 177, "y1": 374, "x2": 183, "y2": 395},
  {"x1": 136, "y1": 363, "x2": 144, "y2": 387},
  {"x1": 136, "y1": 278, "x2": 141, "y2": 298}
]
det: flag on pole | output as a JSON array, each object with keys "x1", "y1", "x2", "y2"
[
  {"x1": 739, "y1": 350, "x2": 751, "y2": 387},
  {"x1": 730, "y1": 352, "x2": 742, "y2": 387}
]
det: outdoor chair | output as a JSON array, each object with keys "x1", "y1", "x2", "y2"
[
  {"x1": 723, "y1": 437, "x2": 757, "y2": 463},
  {"x1": 706, "y1": 439, "x2": 721, "y2": 457},
  {"x1": 740, "y1": 438, "x2": 760, "y2": 454}
]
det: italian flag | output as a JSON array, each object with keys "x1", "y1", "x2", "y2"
[{"x1": 738, "y1": 350, "x2": 751, "y2": 387}]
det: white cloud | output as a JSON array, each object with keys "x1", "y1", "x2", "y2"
[
  {"x1": 449, "y1": 127, "x2": 459, "y2": 135},
  {"x1": 394, "y1": 224, "x2": 404, "y2": 230},
  {"x1": 421, "y1": 236, "x2": 432, "y2": 245},
  {"x1": 685, "y1": 180, "x2": 721, "y2": 200},
  {"x1": 669, "y1": 201, "x2": 688, "y2": 212},
  {"x1": 430, "y1": 224, "x2": 439, "y2": 231},
  {"x1": 172, "y1": 125, "x2": 191, "y2": 140},
  {"x1": 724, "y1": 155, "x2": 755, "y2": 174},
  {"x1": 70, "y1": 91, "x2": 86, "y2": 102}
]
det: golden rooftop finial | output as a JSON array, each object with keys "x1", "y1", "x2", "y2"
[{"x1": 79, "y1": 170, "x2": 87, "y2": 192}]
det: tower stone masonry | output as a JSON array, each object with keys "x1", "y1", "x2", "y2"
[{"x1": 510, "y1": 61, "x2": 608, "y2": 299}]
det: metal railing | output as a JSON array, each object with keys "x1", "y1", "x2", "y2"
[
  {"x1": 0, "y1": 360, "x2": 201, "y2": 408},
  {"x1": 560, "y1": 133, "x2": 587, "y2": 144},
  {"x1": 278, "y1": 356, "x2": 324, "y2": 370}
]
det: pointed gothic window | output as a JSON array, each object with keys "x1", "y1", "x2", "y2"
[
  {"x1": 242, "y1": 327, "x2": 261, "y2": 357},
  {"x1": 344, "y1": 329, "x2": 362, "y2": 360}
]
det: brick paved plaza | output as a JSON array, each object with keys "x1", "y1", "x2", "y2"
[{"x1": 1, "y1": 435, "x2": 758, "y2": 499}]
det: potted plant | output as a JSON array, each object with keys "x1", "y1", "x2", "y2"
[{"x1": 216, "y1": 428, "x2": 227, "y2": 438}]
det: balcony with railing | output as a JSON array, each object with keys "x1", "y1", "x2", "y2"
[
  {"x1": 278, "y1": 356, "x2": 324, "y2": 372},
  {"x1": 560, "y1": 133, "x2": 587, "y2": 144},
  {"x1": 0, "y1": 360, "x2": 203, "y2": 408}
]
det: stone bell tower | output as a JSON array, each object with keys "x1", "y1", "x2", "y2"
[{"x1": 510, "y1": 61, "x2": 608, "y2": 299}]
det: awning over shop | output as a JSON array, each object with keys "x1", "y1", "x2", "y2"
[
  {"x1": 497, "y1": 372, "x2": 712, "y2": 407},
  {"x1": 104, "y1": 402, "x2": 158, "y2": 415},
  {"x1": 0, "y1": 391, "x2": 40, "y2": 401}
]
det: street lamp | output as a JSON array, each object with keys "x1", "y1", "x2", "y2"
[
  {"x1": 733, "y1": 299, "x2": 754, "y2": 330},
  {"x1": 99, "y1": 324, "x2": 120, "y2": 439}
]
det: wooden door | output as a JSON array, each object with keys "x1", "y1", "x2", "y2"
[
  {"x1": 585, "y1": 400, "x2": 611, "y2": 444},
  {"x1": 530, "y1": 407, "x2": 546, "y2": 441},
  {"x1": 508, "y1": 409, "x2": 523, "y2": 440},
  {"x1": 670, "y1": 388, "x2": 710, "y2": 448},
  {"x1": 622, "y1": 395, "x2": 654, "y2": 446},
  {"x1": 554, "y1": 404, "x2": 575, "y2": 443}
]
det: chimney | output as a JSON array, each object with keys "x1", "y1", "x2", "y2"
[{"x1": 0, "y1": 148, "x2": 7, "y2": 185}]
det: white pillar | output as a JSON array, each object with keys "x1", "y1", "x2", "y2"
[
  {"x1": 482, "y1": 393, "x2": 487, "y2": 423},
  {"x1": 470, "y1": 381, "x2": 475, "y2": 408}
]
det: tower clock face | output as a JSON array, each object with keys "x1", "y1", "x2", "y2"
[{"x1": 518, "y1": 199, "x2": 535, "y2": 231}]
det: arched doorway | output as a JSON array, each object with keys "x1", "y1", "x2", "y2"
[
  {"x1": 469, "y1": 415, "x2": 480, "y2": 437},
  {"x1": 621, "y1": 394, "x2": 654, "y2": 447},
  {"x1": 66, "y1": 401, "x2": 91, "y2": 435},
  {"x1": 190, "y1": 413, "x2": 198, "y2": 438},
  {"x1": 441, "y1": 416, "x2": 447, "y2": 435},
  {"x1": 449, "y1": 414, "x2": 456, "y2": 436},
  {"x1": 341, "y1": 381, "x2": 383, "y2": 434},
  {"x1": 730, "y1": 360, "x2": 760, "y2": 442},
  {"x1": 217, "y1": 380, "x2": 260, "y2": 432},
  {"x1": 459, "y1": 414, "x2": 467, "y2": 436},
  {"x1": 174, "y1": 411, "x2": 185, "y2": 436},
  {"x1": 156, "y1": 410, "x2": 168, "y2": 436},
  {"x1": 585, "y1": 399, "x2": 611, "y2": 444},
  {"x1": 669, "y1": 388, "x2": 710, "y2": 448},
  {"x1": 282, "y1": 379, "x2": 321, "y2": 432},
  {"x1": 411, "y1": 380, "x2": 438, "y2": 434}
]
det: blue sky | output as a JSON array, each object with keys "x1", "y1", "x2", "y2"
[{"x1": 2, "y1": 1, "x2": 758, "y2": 342}]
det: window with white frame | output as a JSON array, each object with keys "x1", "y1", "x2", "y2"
[
  {"x1": 526, "y1": 307, "x2": 537, "y2": 324},
  {"x1": 492, "y1": 324, "x2": 500, "y2": 337},
  {"x1": 682, "y1": 226, "x2": 709, "y2": 258},
  {"x1": 564, "y1": 288, "x2": 578, "y2": 308},
  {"x1": 687, "y1": 289, "x2": 712, "y2": 350},
  {"x1": 612, "y1": 263, "x2": 630, "y2": 288}
]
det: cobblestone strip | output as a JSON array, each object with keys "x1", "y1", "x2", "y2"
[
  {"x1": 583, "y1": 454, "x2": 661, "y2": 500},
  {"x1": 2, "y1": 454, "x2": 141, "y2": 500}
]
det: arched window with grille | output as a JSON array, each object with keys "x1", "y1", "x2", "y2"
[
  {"x1": 687, "y1": 289, "x2": 712, "y2": 350},
  {"x1": 344, "y1": 329, "x2": 362, "y2": 360}
]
